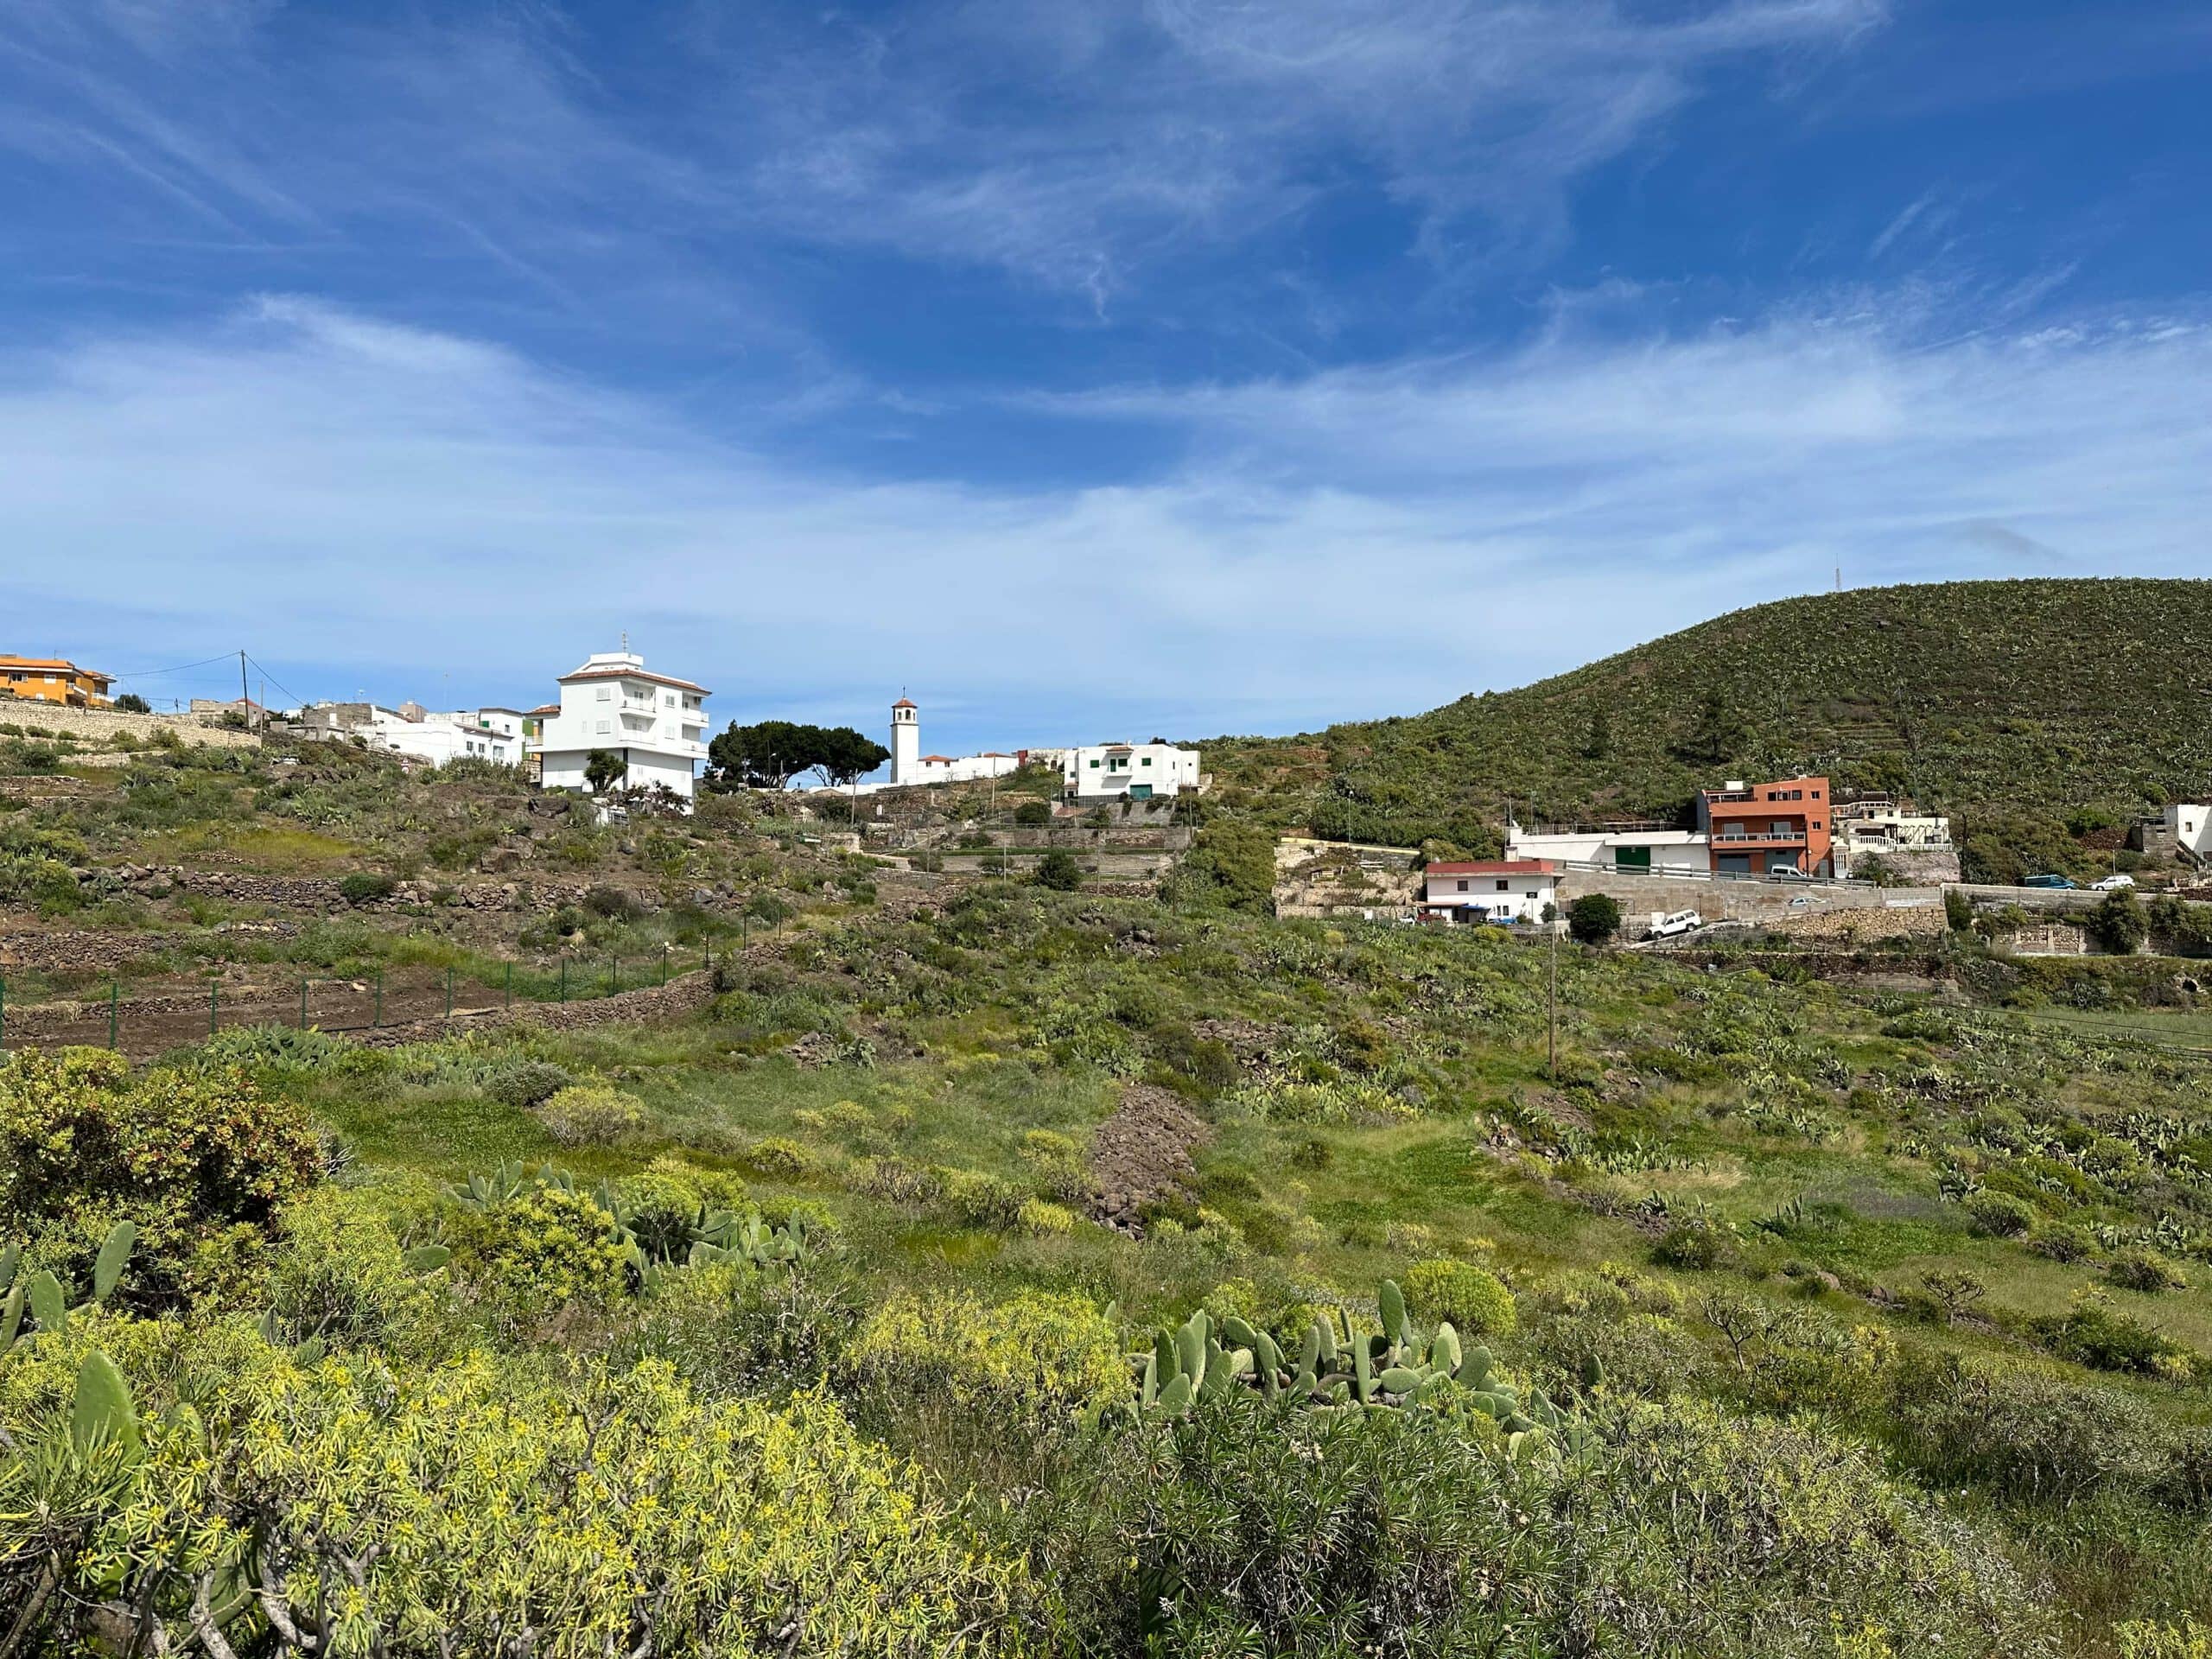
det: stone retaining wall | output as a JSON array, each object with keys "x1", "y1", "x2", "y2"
[
  {"x1": 0, "y1": 705, "x2": 259, "y2": 750},
  {"x1": 350, "y1": 969, "x2": 720, "y2": 1046}
]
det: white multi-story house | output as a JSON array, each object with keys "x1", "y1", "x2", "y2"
[
  {"x1": 1063, "y1": 741, "x2": 1200, "y2": 801},
  {"x1": 529, "y1": 651, "x2": 709, "y2": 800}
]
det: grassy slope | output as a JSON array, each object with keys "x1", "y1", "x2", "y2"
[{"x1": 1199, "y1": 576, "x2": 2212, "y2": 846}]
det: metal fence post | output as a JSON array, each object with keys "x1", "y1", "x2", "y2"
[
  {"x1": 607, "y1": 957, "x2": 616, "y2": 997},
  {"x1": 374, "y1": 968, "x2": 383, "y2": 1027},
  {"x1": 445, "y1": 966, "x2": 454, "y2": 1018},
  {"x1": 1, "y1": 974, "x2": 7, "y2": 1048},
  {"x1": 109, "y1": 980, "x2": 118, "y2": 1050},
  {"x1": 209, "y1": 981, "x2": 218, "y2": 1037},
  {"x1": 658, "y1": 953, "x2": 666, "y2": 987},
  {"x1": 301, "y1": 978, "x2": 309, "y2": 1030},
  {"x1": 559, "y1": 957, "x2": 567, "y2": 1003},
  {"x1": 504, "y1": 961, "x2": 512, "y2": 1008}
]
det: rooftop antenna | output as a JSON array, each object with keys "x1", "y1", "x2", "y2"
[{"x1": 620, "y1": 629, "x2": 629, "y2": 653}]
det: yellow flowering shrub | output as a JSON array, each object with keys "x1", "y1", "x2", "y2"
[
  {"x1": 2, "y1": 1348, "x2": 1027, "y2": 1656},
  {"x1": 843, "y1": 1288, "x2": 1125, "y2": 1426}
]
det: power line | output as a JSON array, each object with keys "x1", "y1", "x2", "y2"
[
  {"x1": 106, "y1": 652, "x2": 239, "y2": 683},
  {"x1": 244, "y1": 652, "x2": 310, "y2": 713}
]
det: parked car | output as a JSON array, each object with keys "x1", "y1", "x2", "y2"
[
  {"x1": 1768, "y1": 865, "x2": 1813, "y2": 881},
  {"x1": 2022, "y1": 874, "x2": 2077, "y2": 889},
  {"x1": 2091, "y1": 874, "x2": 2137, "y2": 892},
  {"x1": 1649, "y1": 909, "x2": 1704, "y2": 939}
]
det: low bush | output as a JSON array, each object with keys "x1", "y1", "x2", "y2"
[
  {"x1": 842, "y1": 1288, "x2": 1126, "y2": 1431},
  {"x1": 1399, "y1": 1258, "x2": 1517, "y2": 1338},
  {"x1": 1966, "y1": 1190, "x2": 2038, "y2": 1237},
  {"x1": 337, "y1": 871, "x2": 397, "y2": 905},
  {"x1": 2107, "y1": 1248, "x2": 2190, "y2": 1294},
  {"x1": 535, "y1": 1083, "x2": 647, "y2": 1147},
  {"x1": 484, "y1": 1058, "x2": 576, "y2": 1109}
]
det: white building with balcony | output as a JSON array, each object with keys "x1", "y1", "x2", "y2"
[
  {"x1": 529, "y1": 651, "x2": 709, "y2": 800},
  {"x1": 1064, "y1": 741, "x2": 1200, "y2": 801}
]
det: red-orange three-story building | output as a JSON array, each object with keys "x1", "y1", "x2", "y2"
[{"x1": 1695, "y1": 775, "x2": 1833, "y2": 878}]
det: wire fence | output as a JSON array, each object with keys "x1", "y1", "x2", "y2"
[{"x1": 0, "y1": 933, "x2": 749, "y2": 1057}]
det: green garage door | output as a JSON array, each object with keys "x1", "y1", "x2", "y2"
[{"x1": 1614, "y1": 845, "x2": 1651, "y2": 871}]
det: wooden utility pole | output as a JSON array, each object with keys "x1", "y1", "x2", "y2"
[{"x1": 1547, "y1": 918, "x2": 1559, "y2": 1081}]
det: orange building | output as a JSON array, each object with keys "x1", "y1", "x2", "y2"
[
  {"x1": 1695, "y1": 775, "x2": 1833, "y2": 878},
  {"x1": 0, "y1": 655, "x2": 114, "y2": 709}
]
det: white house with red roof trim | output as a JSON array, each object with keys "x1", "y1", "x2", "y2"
[
  {"x1": 862, "y1": 696, "x2": 1025, "y2": 792},
  {"x1": 529, "y1": 650, "x2": 709, "y2": 800},
  {"x1": 1418, "y1": 859, "x2": 1561, "y2": 924}
]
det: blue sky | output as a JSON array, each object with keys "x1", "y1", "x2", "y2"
[{"x1": 2, "y1": 1, "x2": 2209, "y2": 765}]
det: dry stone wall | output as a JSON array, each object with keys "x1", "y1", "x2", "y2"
[{"x1": 0, "y1": 705, "x2": 259, "y2": 750}]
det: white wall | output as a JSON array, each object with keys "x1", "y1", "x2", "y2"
[
  {"x1": 532, "y1": 652, "x2": 707, "y2": 798},
  {"x1": 2169, "y1": 804, "x2": 2212, "y2": 855},
  {"x1": 1065, "y1": 742, "x2": 1200, "y2": 798},
  {"x1": 1507, "y1": 826, "x2": 1708, "y2": 873},
  {"x1": 1421, "y1": 871, "x2": 1559, "y2": 921}
]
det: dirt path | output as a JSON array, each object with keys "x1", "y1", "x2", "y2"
[{"x1": 1090, "y1": 1082, "x2": 1210, "y2": 1234}]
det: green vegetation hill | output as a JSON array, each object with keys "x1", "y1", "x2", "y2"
[{"x1": 1203, "y1": 578, "x2": 2212, "y2": 874}]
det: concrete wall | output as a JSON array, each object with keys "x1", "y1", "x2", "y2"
[
  {"x1": 1553, "y1": 867, "x2": 1941, "y2": 933},
  {"x1": 0, "y1": 704, "x2": 259, "y2": 750}
]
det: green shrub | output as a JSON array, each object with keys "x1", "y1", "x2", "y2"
[
  {"x1": 742, "y1": 1136, "x2": 817, "y2": 1180},
  {"x1": 1652, "y1": 1217, "x2": 1732, "y2": 1271},
  {"x1": 2031, "y1": 1223, "x2": 2096, "y2": 1263},
  {"x1": 337, "y1": 871, "x2": 397, "y2": 905},
  {"x1": 2106, "y1": 1249, "x2": 2190, "y2": 1294},
  {"x1": 1965, "y1": 1190, "x2": 2037, "y2": 1237},
  {"x1": 266, "y1": 1185, "x2": 426, "y2": 1350},
  {"x1": 1014, "y1": 800, "x2": 1052, "y2": 826},
  {"x1": 446, "y1": 1183, "x2": 628, "y2": 1325},
  {"x1": 1034, "y1": 849, "x2": 1084, "y2": 891},
  {"x1": 843, "y1": 1288, "x2": 1125, "y2": 1427},
  {"x1": 2036, "y1": 1294, "x2": 2193, "y2": 1377},
  {"x1": 1567, "y1": 892, "x2": 1622, "y2": 944},
  {"x1": 6, "y1": 1344, "x2": 1025, "y2": 1656},
  {"x1": 0, "y1": 1046, "x2": 323, "y2": 1306},
  {"x1": 1399, "y1": 1258, "x2": 1517, "y2": 1338},
  {"x1": 484, "y1": 1058, "x2": 576, "y2": 1109},
  {"x1": 535, "y1": 1084, "x2": 647, "y2": 1147}
]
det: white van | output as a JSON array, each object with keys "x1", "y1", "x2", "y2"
[{"x1": 1649, "y1": 909, "x2": 1704, "y2": 940}]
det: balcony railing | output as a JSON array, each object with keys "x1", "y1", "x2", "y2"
[{"x1": 1712, "y1": 830, "x2": 1808, "y2": 845}]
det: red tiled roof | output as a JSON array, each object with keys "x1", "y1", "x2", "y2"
[
  {"x1": 556, "y1": 667, "x2": 709, "y2": 694},
  {"x1": 1425, "y1": 860, "x2": 1557, "y2": 876},
  {"x1": 919, "y1": 753, "x2": 956, "y2": 763},
  {"x1": 892, "y1": 697, "x2": 917, "y2": 709},
  {"x1": 526, "y1": 703, "x2": 560, "y2": 715}
]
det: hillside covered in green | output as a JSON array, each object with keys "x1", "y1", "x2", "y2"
[{"x1": 1203, "y1": 578, "x2": 2212, "y2": 874}]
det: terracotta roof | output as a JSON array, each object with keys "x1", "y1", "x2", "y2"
[
  {"x1": 0, "y1": 655, "x2": 111, "y2": 680},
  {"x1": 525, "y1": 703, "x2": 560, "y2": 715},
  {"x1": 919, "y1": 753, "x2": 956, "y2": 763},
  {"x1": 892, "y1": 697, "x2": 916, "y2": 709},
  {"x1": 556, "y1": 667, "x2": 709, "y2": 694},
  {"x1": 1426, "y1": 860, "x2": 1557, "y2": 876}
]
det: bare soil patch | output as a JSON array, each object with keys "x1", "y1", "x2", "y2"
[{"x1": 1090, "y1": 1082, "x2": 1210, "y2": 1234}]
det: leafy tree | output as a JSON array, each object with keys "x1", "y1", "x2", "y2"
[
  {"x1": 111, "y1": 692, "x2": 150, "y2": 714},
  {"x1": 707, "y1": 721, "x2": 888, "y2": 791},
  {"x1": 1034, "y1": 849, "x2": 1084, "y2": 891},
  {"x1": 811, "y1": 726, "x2": 891, "y2": 787},
  {"x1": 583, "y1": 748, "x2": 628, "y2": 794},
  {"x1": 1566, "y1": 893, "x2": 1622, "y2": 944},
  {"x1": 2087, "y1": 887, "x2": 2147, "y2": 955},
  {"x1": 1014, "y1": 800, "x2": 1052, "y2": 826}
]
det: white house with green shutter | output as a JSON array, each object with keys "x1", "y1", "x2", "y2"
[{"x1": 1063, "y1": 740, "x2": 1200, "y2": 802}]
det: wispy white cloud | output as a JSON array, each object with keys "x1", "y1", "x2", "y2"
[
  {"x1": 1, "y1": 297, "x2": 2204, "y2": 743},
  {"x1": 0, "y1": 0, "x2": 1887, "y2": 309}
]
